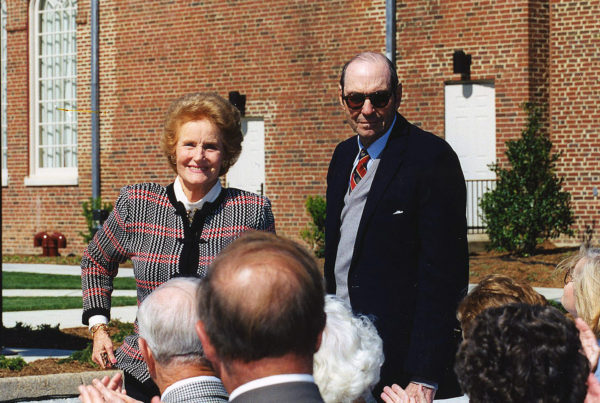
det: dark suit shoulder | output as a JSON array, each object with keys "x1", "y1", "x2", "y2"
[
  {"x1": 395, "y1": 116, "x2": 459, "y2": 164},
  {"x1": 331, "y1": 135, "x2": 358, "y2": 158}
]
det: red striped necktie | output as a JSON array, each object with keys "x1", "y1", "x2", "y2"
[{"x1": 350, "y1": 148, "x2": 371, "y2": 191}]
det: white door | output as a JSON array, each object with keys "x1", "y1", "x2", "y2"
[
  {"x1": 445, "y1": 83, "x2": 496, "y2": 229},
  {"x1": 226, "y1": 118, "x2": 265, "y2": 195},
  {"x1": 445, "y1": 83, "x2": 496, "y2": 180}
]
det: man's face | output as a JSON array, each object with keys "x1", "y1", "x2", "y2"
[{"x1": 339, "y1": 59, "x2": 401, "y2": 148}]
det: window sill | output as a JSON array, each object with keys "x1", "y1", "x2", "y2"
[{"x1": 24, "y1": 172, "x2": 78, "y2": 186}]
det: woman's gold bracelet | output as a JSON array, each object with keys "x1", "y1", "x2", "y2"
[{"x1": 90, "y1": 323, "x2": 109, "y2": 337}]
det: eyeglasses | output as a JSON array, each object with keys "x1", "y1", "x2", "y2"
[
  {"x1": 564, "y1": 267, "x2": 574, "y2": 285},
  {"x1": 342, "y1": 91, "x2": 393, "y2": 110}
]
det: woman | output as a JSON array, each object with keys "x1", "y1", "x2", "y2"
[
  {"x1": 81, "y1": 92, "x2": 275, "y2": 402},
  {"x1": 313, "y1": 295, "x2": 383, "y2": 403},
  {"x1": 560, "y1": 246, "x2": 600, "y2": 381}
]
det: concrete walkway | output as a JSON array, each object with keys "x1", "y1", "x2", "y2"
[
  {"x1": 2, "y1": 263, "x2": 135, "y2": 277},
  {"x1": 2, "y1": 305, "x2": 138, "y2": 329},
  {"x1": 3, "y1": 289, "x2": 136, "y2": 297}
]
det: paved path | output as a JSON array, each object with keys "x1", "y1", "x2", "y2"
[
  {"x1": 3, "y1": 289, "x2": 136, "y2": 297},
  {"x1": 2, "y1": 263, "x2": 135, "y2": 277},
  {"x1": 2, "y1": 306, "x2": 138, "y2": 329}
]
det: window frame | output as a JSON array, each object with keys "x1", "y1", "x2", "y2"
[
  {"x1": 1, "y1": 0, "x2": 8, "y2": 186},
  {"x1": 25, "y1": 0, "x2": 78, "y2": 187}
]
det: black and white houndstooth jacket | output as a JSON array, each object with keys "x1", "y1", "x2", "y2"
[
  {"x1": 161, "y1": 376, "x2": 228, "y2": 403},
  {"x1": 81, "y1": 182, "x2": 275, "y2": 383}
]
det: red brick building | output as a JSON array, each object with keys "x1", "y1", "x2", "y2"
[{"x1": 1, "y1": 0, "x2": 598, "y2": 255}]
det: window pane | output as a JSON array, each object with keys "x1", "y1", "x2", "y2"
[{"x1": 35, "y1": 0, "x2": 77, "y2": 170}]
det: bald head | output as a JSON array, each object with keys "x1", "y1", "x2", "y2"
[
  {"x1": 198, "y1": 232, "x2": 326, "y2": 364},
  {"x1": 340, "y1": 51, "x2": 399, "y2": 94}
]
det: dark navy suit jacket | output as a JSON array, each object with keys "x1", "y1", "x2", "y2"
[{"x1": 324, "y1": 113, "x2": 468, "y2": 398}]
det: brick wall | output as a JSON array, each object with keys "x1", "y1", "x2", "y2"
[
  {"x1": 2, "y1": 0, "x2": 597, "y2": 255},
  {"x1": 550, "y1": 0, "x2": 600, "y2": 244},
  {"x1": 2, "y1": 0, "x2": 92, "y2": 254}
]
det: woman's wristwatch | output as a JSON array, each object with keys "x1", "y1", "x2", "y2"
[{"x1": 90, "y1": 323, "x2": 109, "y2": 336}]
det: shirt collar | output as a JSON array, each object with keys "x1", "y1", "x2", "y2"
[
  {"x1": 174, "y1": 176, "x2": 222, "y2": 212},
  {"x1": 228, "y1": 374, "x2": 315, "y2": 401},
  {"x1": 161, "y1": 375, "x2": 223, "y2": 400},
  {"x1": 357, "y1": 114, "x2": 396, "y2": 159}
]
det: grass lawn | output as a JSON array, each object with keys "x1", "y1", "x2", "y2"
[
  {"x1": 2, "y1": 272, "x2": 136, "y2": 290},
  {"x1": 2, "y1": 296, "x2": 137, "y2": 311}
]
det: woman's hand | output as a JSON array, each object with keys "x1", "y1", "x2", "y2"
[
  {"x1": 91, "y1": 326, "x2": 117, "y2": 369},
  {"x1": 576, "y1": 318, "x2": 600, "y2": 372}
]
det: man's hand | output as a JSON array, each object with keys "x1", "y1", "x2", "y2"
[
  {"x1": 576, "y1": 318, "x2": 600, "y2": 372},
  {"x1": 405, "y1": 382, "x2": 435, "y2": 403},
  {"x1": 381, "y1": 383, "x2": 431, "y2": 403},
  {"x1": 78, "y1": 378, "x2": 144, "y2": 403},
  {"x1": 98, "y1": 372, "x2": 124, "y2": 393}
]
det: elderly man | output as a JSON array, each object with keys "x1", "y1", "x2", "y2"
[
  {"x1": 79, "y1": 277, "x2": 228, "y2": 403},
  {"x1": 195, "y1": 232, "x2": 326, "y2": 403},
  {"x1": 324, "y1": 51, "x2": 468, "y2": 401}
]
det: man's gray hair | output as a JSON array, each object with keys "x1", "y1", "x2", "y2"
[{"x1": 137, "y1": 277, "x2": 204, "y2": 366}]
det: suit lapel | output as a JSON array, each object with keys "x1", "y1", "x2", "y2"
[
  {"x1": 330, "y1": 140, "x2": 358, "y2": 228},
  {"x1": 354, "y1": 114, "x2": 409, "y2": 252}
]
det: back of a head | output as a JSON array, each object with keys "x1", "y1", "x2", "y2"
[
  {"x1": 457, "y1": 274, "x2": 547, "y2": 335},
  {"x1": 137, "y1": 277, "x2": 205, "y2": 366},
  {"x1": 198, "y1": 232, "x2": 326, "y2": 364},
  {"x1": 455, "y1": 303, "x2": 588, "y2": 403},
  {"x1": 314, "y1": 295, "x2": 383, "y2": 403}
]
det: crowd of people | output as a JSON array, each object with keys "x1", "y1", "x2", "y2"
[{"x1": 78, "y1": 51, "x2": 599, "y2": 403}]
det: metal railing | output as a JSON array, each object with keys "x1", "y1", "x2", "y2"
[{"x1": 466, "y1": 179, "x2": 496, "y2": 234}]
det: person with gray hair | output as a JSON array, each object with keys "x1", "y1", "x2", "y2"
[
  {"x1": 79, "y1": 277, "x2": 228, "y2": 403},
  {"x1": 313, "y1": 295, "x2": 384, "y2": 403}
]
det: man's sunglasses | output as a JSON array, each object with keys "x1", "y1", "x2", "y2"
[{"x1": 342, "y1": 91, "x2": 393, "y2": 110}]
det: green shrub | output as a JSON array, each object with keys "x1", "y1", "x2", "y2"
[
  {"x1": 547, "y1": 299, "x2": 567, "y2": 314},
  {"x1": 300, "y1": 195, "x2": 326, "y2": 258},
  {"x1": 480, "y1": 103, "x2": 574, "y2": 256},
  {"x1": 110, "y1": 319, "x2": 135, "y2": 343},
  {"x1": 60, "y1": 342, "x2": 93, "y2": 365},
  {"x1": 79, "y1": 197, "x2": 113, "y2": 244},
  {"x1": 0, "y1": 355, "x2": 27, "y2": 371}
]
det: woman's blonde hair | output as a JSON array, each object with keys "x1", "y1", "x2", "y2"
[
  {"x1": 161, "y1": 92, "x2": 243, "y2": 176},
  {"x1": 560, "y1": 245, "x2": 600, "y2": 337}
]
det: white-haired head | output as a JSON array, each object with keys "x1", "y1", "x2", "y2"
[
  {"x1": 137, "y1": 277, "x2": 205, "y2": 366},
  {"x1": 314, "y1": 295, "x2": 384, "y2": 403}
]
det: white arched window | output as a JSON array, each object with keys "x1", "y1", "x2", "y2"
[
  {"x1": 26, "y1": 0, "x2": 77, "y2": 186},
  {"x1": 1, "y1": 0, "x2": 7, "y2": 186}
]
